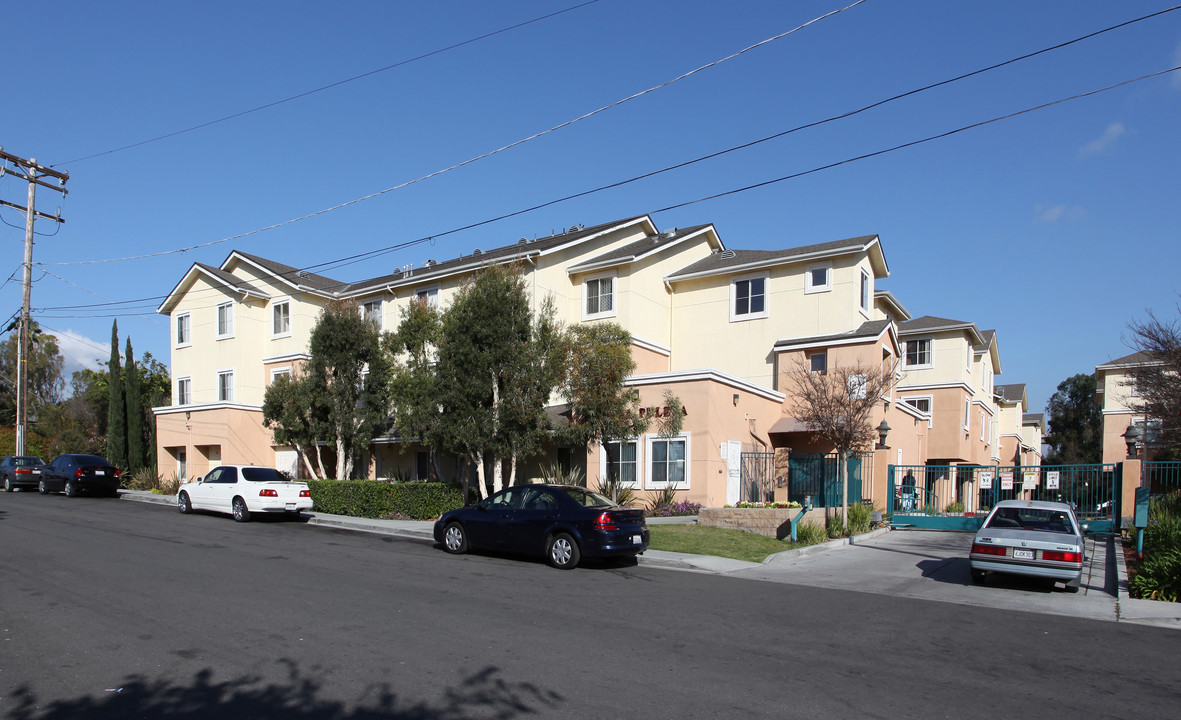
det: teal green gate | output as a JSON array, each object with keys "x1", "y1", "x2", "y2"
[
  {"x1": 888, "y1": 463, "x2": 1120, "y2": 533},
  {"x1": 788, "y1": 453, "x2": 862, "y2": 508}
]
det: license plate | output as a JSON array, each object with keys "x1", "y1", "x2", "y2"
[
  {"x1": 32, "y1": 469, "x2": 40, "y2": 474},
  {"x1": 1013, "y1": 548, "x2": 1034, "y2": 560},
  {"x1": 286, "y1": 503, "x2": 296, "y2": 511},
  {"x1": 95, "y1": 470, "x2": 105, "y2": 476},
  {"x1": 632, "y1": 534, "x2": 642, "y2": 545}
]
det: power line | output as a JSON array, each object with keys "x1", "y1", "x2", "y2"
[
  {"x1": 44, "y1": 0, "x2": 872, "y2": 267},
  {"x1": 32, "y1": 62, "x2": 1181, "y2": 322},
  {"x1": 55, "y1": 0, "x2": 605, "y2": 166}
]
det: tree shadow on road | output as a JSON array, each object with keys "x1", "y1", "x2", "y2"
[{"x1": 5, "y1": 661, "x2": 563, "y2": 720}]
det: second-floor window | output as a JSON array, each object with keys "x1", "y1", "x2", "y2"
[
  {"x1": 176, "y1": 313, "x2": 191, "y2": 347},
  {"x1": 860, "y1": 270, "x2": 871, "y2": 314},
  {"x1": 731, "y1": 275, "x2": 767, "y2": 321},
  {"x1": 272, "y1": 301, "x2": 291, "y2": 337},
  {"x1": 216, "y1": 302, "x2": 234, "y2": 339},
  {"x1": 218, "y1": 371, "x2": 234, "y2": 402},
  {"x1": 584, "y1": 276, "x2": 614, "y2": 319},
  {"x1": 810, "y1": 351, "x2": 827, "y2": 373},
  {"x1": 415, "y1": 287, "x2": 440, "y2": 308},
  {"x1": 905, "y1": 339, "x2": 932, "y2": 367},
  {"x1": 363, "y1": 300, "x2": 383, "y2": 329},
  {"x1": 177, "y1": 377, "x2": 191, "y2": 405},
  {"x1": 805, "y1": 262, "x2": 831, "y2": 294}
]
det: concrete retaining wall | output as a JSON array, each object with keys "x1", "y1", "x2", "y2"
[{"x1": 699, "y1": 507, "x2": 824, "y2": 539}]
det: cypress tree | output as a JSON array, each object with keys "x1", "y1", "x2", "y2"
[
  {"x1": 106, "y1": 321, "x2": 127, "y2": 469},
  {"x1": 125, "y1": 338, "x2": 144, "y2": 474}
]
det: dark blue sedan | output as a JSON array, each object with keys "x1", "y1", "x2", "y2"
[{"x1": 433, "y1": 484, "x2": 649, "y2": 569}]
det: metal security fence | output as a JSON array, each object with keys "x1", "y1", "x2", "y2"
[
  {"x1": 888, "y1": 463, "x2": 1119, "y2": 532},
  {"x1": 1145, "y1": 461, "x2": 1181, "y2": 496},
  {"x1": 739, "y1": 452, "x2": 776, "y2": 503},
  {"x1": 788, "y1": 453, "x2": 862, "y2": 508}
]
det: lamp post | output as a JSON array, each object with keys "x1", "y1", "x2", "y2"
[{"x1": 875, "y1": 419, "x2": 891, "y2": 449}]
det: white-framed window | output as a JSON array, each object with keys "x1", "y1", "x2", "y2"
[
  {"x1": 966, "y1": 343, "x2": 973, "y2": 371},
  {"x1": 216, "y1": 302, "x2": 234, "y2": 339},
  {"x1": 859, "y1": 269, "x2": 871, "y2": 315},
  {"x1": 177, "y1": 447, "x2": 187, "y2": 481},
  {"x1": 362, "y1": 299, "x2": 383, "y2": 329},
  {"x1": 810, "y1": 351, "x2": 827, "y2": 373},
  {"x1": 601, "y1": 439, "x2": 639, "y2": 487},
  {"x1": 730, "y1": 273, "x2": 768, "y2": 321},
  {"x1": 176, "y1": 313, "x2": 191, "y2": 348},
  {"x1": 848, "y1": 374, "x2": 867, "y2": 400},
  {"x1": 176, "y1": 377, "x2": 191, "y2": 405},
  {"x1": 646, "y1": 433, "x2": 689, "y2": 489},
  {"x1": 804, "y1": 262, "x2": 831, "y2": 294},
  {"x1": 218, "y1": 370, "x2": 234, "y2": 402},
  {"x1": 583, "y1": 273, "x2": 616, "y2": 320},
  {"x1": 270, "y1": 367, "x2": 292, "y2": 384},
  {"x1": 415, "y1": 286, "x2": 440, "y2": 308},
  {"x1": 272, "y1": 299, "x2": 291, "y2": 338},
  {"x1": 963, "y1": 397, "x2": 971, "y2": 431},
  {"x1": 902, "y1": 395, "x2": 933, "y2": 427},
  {"x1": 905, "y1": 338, "x2": 932, "y2": 368},
  {"x1": 980, "y1": 410, "x2": 987, "y2": 441}
]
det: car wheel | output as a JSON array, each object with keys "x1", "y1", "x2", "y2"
[
  {"x1": 970, "y1": 569, "x2": 987, "y2": 585},
  {"x1": 1065, "y1": 579, "x2": 1081, "y2": 594},
  {"x1": 65, "y1": 481, "x2": 79, "y2": 497},
  {"x1": 546, "y1": 532, "x2": 580, "y2": 570},
  {"x1": 4, "y1": 477, "x2": 12, "y2": 492},
  {"x1": 38, "y1": 480, "x2": 48, "y2": 494},
  {"x1": 232, "y1": 497, "x2": 251, "y2": 522},
  {"x1": 442, "y1": 522, "x2": 468, "y2": 554},
  {"x1": 177, "y1": 491, "x2": 192, "y2": 514}
]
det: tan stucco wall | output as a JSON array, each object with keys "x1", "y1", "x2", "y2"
[{"x1": 155, "y1": 406, "x2": 276, "y2": 480}]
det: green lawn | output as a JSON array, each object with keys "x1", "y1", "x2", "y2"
[{"x1": 647, "y1": 524, "x2": 812, "y2": 563}]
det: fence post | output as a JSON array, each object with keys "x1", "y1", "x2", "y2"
[{"x1": 886, "y1": 464, "x2": 895, "y2": 515}]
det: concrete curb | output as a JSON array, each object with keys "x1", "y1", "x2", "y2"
[{"x1": 762, "y1": 526, "x2": 891, "y2": 565}]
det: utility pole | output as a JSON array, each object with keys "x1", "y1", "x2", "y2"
[{"x1": 0, "y1": 148, "x2": 69, "y2": 455}]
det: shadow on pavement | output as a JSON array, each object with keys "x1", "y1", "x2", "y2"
[{"x1": 5, "y1": 661, "x2": 563, "y2": 720}]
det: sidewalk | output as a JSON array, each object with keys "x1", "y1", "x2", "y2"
[{"x1": 119, "y1": 490, "x2": 1181, "y2": 627}]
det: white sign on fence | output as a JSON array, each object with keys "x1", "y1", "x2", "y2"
[
  {"x1": 1046, "y1": 471, "x2": 1060, "y2": 490},
  {"x1": 1022, "y1": 472, "x2": 1038, "y2": 489},
  {"x1": 1001, "y1": 472, "x2": 1014, "y2": 490},
  {"x1": 979, "y1": 471, "x2": 994, "y2": 489}
]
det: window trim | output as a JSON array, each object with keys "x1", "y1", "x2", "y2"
[
  {"x1": 729, "y1": 272, "x2": 769, "y2": 322},
  {"x1": 598, "y1": 438, "x2": 640, "y2": 488},
  {"x1": 859, "y1": 268, "x2": 871, "y2": 317},
  {"x1": 271, "y1": 298, "x2": 292, "y2": 339},
  {"x1": 269, "y1": 367, "x2": 292, "y2": 385},
  {"x1": 809, "y1": 351, "x2": 827, "y2": 374},
  {"x1": 645, "y1": 432, "x2": 690, "y2": 490},
  {"x1": 176, "y1": 376, "x2": 192, "y2": 406},
  {"x1": 216, "y1": 302, "x2": 234, "y2": 340},
  {"x1": 217, "y1": 369, "x2": 235, "y2": 403},
  {"x1": 582, "y1": 271, "x2": 617, "y2": 321},
  {"x1": 804, "y1": 262, "x2": 832, "y2": 294},
  {"x1": 362, "y1": 298, "x2": 384, "y2": 330},
  {"x1": 175, "y1": 313, "x2": 191, "y2": 348},
  {"x1": 901, "y1": 395, "x2": 933, "y2": 427},
  {"x1": 963, "y1": 397, "x2": 971, "y2": 432},
  {"x1": 904, "y1": 338, "x2": 933, "y2": 369},
  {"x1": 414, "y1": 285, "x2": 441, "y2": 308}
]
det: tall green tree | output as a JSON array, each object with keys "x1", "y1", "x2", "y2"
[
  {"x1": 262, "y1": 371, "x2": 328, "y2": 480},
  {"x1": 559, "y1": 322, "x2": 647, "y2": 455},
  {"x1": 306, "y1": 300, "x2": 393, "y2": 480},
  {"x1": 0, "y1": 322, "x2": 65, "y2": 425},
  {"x1": 124, "y1": 338, "x2": 144, "y2": 473},
  {"x1": 1127, "y1": 309, "x2": 1181, "y2": 456},
  {"x1": 106, "y1": 321, "x2": 127, "y2": 468},
  {"x1": 1043, "y1": 373, "x2": 1102, "y2": 465},
  {"x1": 431, "y1": 265, "x2": 566, "y2": 498},
  {"x1": 389, "y1": 297, "x2": 443, "y2": 478}
]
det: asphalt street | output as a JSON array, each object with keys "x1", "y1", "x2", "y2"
[{"x1": 2, "y1": 492, "x2": 1179, "y2": 719}]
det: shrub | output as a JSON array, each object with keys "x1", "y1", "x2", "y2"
[
  {"x1": 124, "y1": 467, "x2": 180, "y2": 495},
  {"x1": 646, "y1": 500, "x2": 703, "y2": 517},
  {"x1": 539, "y1": 462, "x2": 586, "y2": 487},
  {"x1": 1129, "y1": 491, "x2": 1181, "y2": 602},
  {"x1": 826, "y1": 514, "x2": 847, "y2": 539},
  {"x1": 847, "y1": 502, "x2": 872, "y2": 535},
  {"x1": 944, "y1": 501, "x2": 965, "y2": 514},
  {"x1": 795, "y1": 521, "x2": 828, "y2": 546},
  {"x1": 729, "y1": 501, "x2": 802, "y2": 509},
  {"x1": 307, "y1": 480, "x2": 464, "y2": 520},
  {"x1": 597, "y1": 475, "x2": 637, "y2": 507}
]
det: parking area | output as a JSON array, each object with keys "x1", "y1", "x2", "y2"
[{"x1": 727, "y1": 530, "x2": 1120, "y2": 622}]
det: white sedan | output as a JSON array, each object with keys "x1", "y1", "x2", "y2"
[{"x1": 177, "y1": 465, "x2": 313, "y2": 522}]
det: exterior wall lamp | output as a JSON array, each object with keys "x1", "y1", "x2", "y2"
[
  {"x1": 732, "y1": 393, "x2": 739, "y2": 407},
  {"x1": 876, "y1": 419, "x2": 891, "y2": 449},
  {"x1": 1123, "y1": 424, "x2": 1141, "y2": 459}
]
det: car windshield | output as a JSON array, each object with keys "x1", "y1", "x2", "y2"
[
  {"x1": 986, "y1": 507, "x2": 1075, "y2": 534},
  {"x1": 556, "y1": 487, "x2": 616, "y2": 507},
  {"x1": 241, "y1": 467, "x2": 287, "y2": 482}
]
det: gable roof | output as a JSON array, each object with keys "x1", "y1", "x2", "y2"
[
  {"x1": 994, "y1": 383, "x2": 1026, "y2": 404},
  {"x1": 566, "y1": 224, "x2": 718, "y2": 274},
  {"x1": 1095, "y1": 350, "x2": 1156, "y2": 371},
  {"x1": 156, "y1": 262, "x2": 271, "y2": 314},
  {"x1": 229, "y1": 251, "x2": 347, "y2": 295},
  {"x1": 664, "y1": 234, "x2": 887, "y2": 283},
  {"x1": 874, "y1": 290, "x2": 911, "y2": 322},
  {"x1": 898, "y1": 315, "x2": 986, "y2": 345},
  {"x1": 773, "y1": 319, "x2": 895, "y2": 352}
]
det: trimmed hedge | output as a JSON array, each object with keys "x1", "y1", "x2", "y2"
[{"x1": 307, "y1": 480, "x2": 464, "y2": 520}]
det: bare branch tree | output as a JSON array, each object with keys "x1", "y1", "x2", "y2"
[{"x1": 1127, "y1": 308, "x2": 1181, "y2": 455}]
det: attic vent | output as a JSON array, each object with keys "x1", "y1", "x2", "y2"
[
  {"x1": 661, "y1": 227, "x2": 678, "y2": 238},
  {"x1": 472, "y1": 248, "x2": 482, "y2": 256},
  {"x1": 519, "y1": 238, "x2": 528, "y2": 245},
  {"x1": 424, "y1": 259, "x2": 437, "y2": 266},
  {"x1": 296, "y1": 270, "x2": 309, "y2": 278},
  {"x1": 569, "y1": 223, "x2": 584, "y2": 232},
  {"x1": 720, "y1": 249, "x2": 737, "y2": 259}
]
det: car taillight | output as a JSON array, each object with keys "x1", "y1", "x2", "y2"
[
  {"x1": 114, "y1": 469, "x2": 121, "y2": 478},
  {"x1": 1042, "y1": 550, "x2": 1081, "y2": 563},
  {"x1": 75, "y1": 468, "x2": 85, "y2": 477},
  {"x1": 259, "y1": 489, "x2": 279, "y2": 497},
  {"x1": 971, "y1": 543, "x2": 1006, "y2": 556},
  {"x1": 594, "y1": 512, "x2": 618, "y2": 531},
  {"x1": 15, "y1": 468, "x2": 30, "y2": 475},
  {"x1": 299, "y1": 489, "x2": 311, "y2": 498}
]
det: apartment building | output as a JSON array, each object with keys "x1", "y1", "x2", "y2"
[
  {"x1": 154, "y1": 215, "x2": 1030, "y2": 509},
  {"x1": 1095, "y1": 351, "x2": 1155, "y2": 464}
]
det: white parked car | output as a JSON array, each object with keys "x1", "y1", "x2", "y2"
[
  {"x1": 177, "y1": 465, "x2": 313, "y2": 522},
  {"x1": 969, "y1": 499, "x2": 1086, "y2": 592}
]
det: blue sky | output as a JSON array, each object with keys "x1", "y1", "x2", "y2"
[{"x1": 4, "y1": 1, "x2": 1180, "y2": 415}]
